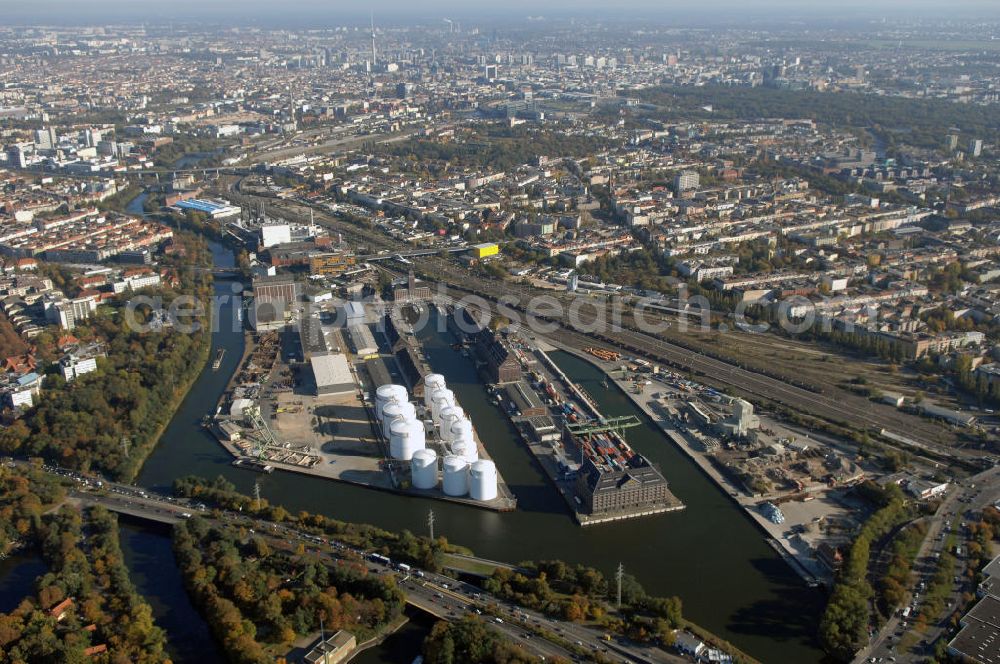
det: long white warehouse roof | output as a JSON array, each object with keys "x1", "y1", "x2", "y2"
[{"x1": 310, "y1": 352, "x2": 354, "y2": 388}]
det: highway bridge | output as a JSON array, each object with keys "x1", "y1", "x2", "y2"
[{"x1": 12, "y1": 460, "x2": 679, "y2": 664}]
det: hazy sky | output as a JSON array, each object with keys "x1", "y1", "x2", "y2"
[{"x1": 3, "y1": 0, "x2": 999, "y2": 24}]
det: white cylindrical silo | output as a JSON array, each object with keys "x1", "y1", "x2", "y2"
[
  {"x1": 410, "y1": 448, "x2": 438, "y2": 490},
  {"x1": 437, "y1": 405, "x2": 465, "y2": 442},
  {"x1": 382, "y1": 401, "x2": 411, "y2": 437},
  {"x1": 449, "y1": 417, "x2": 474, "y2": 446},
  {"x1": 390, "y1": 417, "x2": 425, "y2": 460},
  {"x1": 423, "y1": 374, "x2": 446, "y2": 407},
  {"x1": 375, "y1": 384, "x2": 408, "y2": 419},
  {"x1": 451, "y1": 439, "x2": 479, "y2": 464},
  {"x1": 469, "y1": 459, "x2": 498, "y2": 502},
  {"x1": 429, "y1": 388, "x2": 455, "y2": 421},
  {"x1": 442, "y1": 455, "x2": 469, "y2": 496}
]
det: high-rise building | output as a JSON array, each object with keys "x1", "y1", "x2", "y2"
[
  {"x1": 83, "y1": 128, "x2": 103, "y2": 147},
  {"x1": 946, "y1": 133, "x2": 960, "y2": 152},
  {"x1": 969, "y1": 138, "x2": 983, "y2": 157},
  {"x1": 396, "y1": 82, "x2": 414, "y2": 99},
  {"x1": 33, "y1": 127, "x2": 58, "y2": 150},
  {"x1": 6, "y1": 144, "x2": 28, "y2": 169},
  {"x1": 674, "y1": 170, "x2": 700, "y2": 193},
  {"x1": 484, "y1": 64, "x2": 498, "y2": 81}
]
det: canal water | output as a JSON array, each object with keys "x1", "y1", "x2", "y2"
[
  {"x1": 351, "y1": 609, "x2": 436, "y2": 664},
  {"x1": 0, "y1": 551, "x2": 46, "y2": 613},
  {"x1": 133, "y1": 241, "x2": 825, "y2": 663},
  {"x1": 118, "y1": 519, "x2": 224, "y2": 664}
]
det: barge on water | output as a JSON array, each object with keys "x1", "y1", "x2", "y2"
[
  {"x1": 212, "y1": 348, "x2": 226, "y2": 371},
  {"x1": 232, "y1": 458, "x2": 274, "y2": 474}
]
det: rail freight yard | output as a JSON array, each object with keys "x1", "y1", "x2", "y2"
[
  {"x1": 548, "y1": 340, "x2": 908, "y2": 585},
  {"x1": 206, "y1": 297, "x2": 515, "y2": 512},
  {"x1": 449, "y1": 306, "x2": 683, "y2": 526}
]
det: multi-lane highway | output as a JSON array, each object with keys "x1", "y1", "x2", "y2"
[
  {"x1": 11, "y1": 459, "x2": 681, "y2": 664},
  {"x1": 857, "y1": 464, "x2": 1000, "y2": 663}
]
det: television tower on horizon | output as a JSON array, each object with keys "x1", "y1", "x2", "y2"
[
  {"x1": 370, "y1": 11, "x2": 377, "y2": 69},
  {"x1": 369, "y1": 11, "x2": 377, "y2": 99}
]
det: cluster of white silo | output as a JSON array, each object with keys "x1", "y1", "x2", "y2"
[
  {"x1": 375, "y1": 384, "x2": 408, "y2": 419},
  {"x1": 407, "y1": 373, "x2": 497, "y2": 501},
  {"x1": 469, "y1": 460, "x2": 498, "y2": 501},
  {"x1": 376, "y1": 383, "x2": 426, "y2": 461},
  {"x1": 442, "y1": 455, "x2": 469, "y2": 496},
  {"x1": 410, "y1": 448, "x2": 438, "y2": 489}
]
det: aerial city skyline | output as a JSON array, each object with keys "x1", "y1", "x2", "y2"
[{"x1": 0, "y1": 5, "x2": 999, "y2": 664}]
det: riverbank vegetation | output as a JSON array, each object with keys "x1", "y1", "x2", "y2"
[
  {"x1": 0, "y1": 504, "x2": 168, "y2": 663},
  {"x1": 481, "y1": 559, "x2": 756, "y2": 663},
  {"x1": 173, "y1": 517, "x2": 404, "y2": 663},
  {"x1": 173, "y1": 475, "x2": 467, "y2": 570},
  {"x1": 0, "y1": 231, "x2": 214, "y2": 481},
  {"x1": 0, "y1": 462, "x2": 66, "y2": 556}
]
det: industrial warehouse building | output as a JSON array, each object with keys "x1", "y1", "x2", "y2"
[
  {"x1": 947, "y1": 594, "x2": 1000, "y2": 664},
  {"x1": 575, "y1": 455, "x2": 672, "y2": 515},
  {"x1": 948, "y1": 553, "x2": 1000, "y2": 663},
  {"x1": 175, "y1": 198, "x2": 240, "y2": 219},
  {"x1": 340, "y1": 301, "x2": 366, "y2": 326},
  {"x1": 310, "y1": 353, "x2": 355, "y2": 397},
  {"x1": 298, "y1": 315, "x2": 329, "y2": 360},
  {"x1": 309, "y1": 251, "x2": 356, "y2": 276},
  {"x1": 475, "y1": 328, "x2": 521, "y2": 384},
  {"x1": 253, "y1": 274, "x2": 300, "y2": 305},
  {"x1": 250, "y1": 275, "x2": 300, "y2": 331},
  {"x1": 504, "y1": 381, "x2": 547, "y2": 417},
  {"x1": 471, "y1": 242, "x2": 499, "y2": 259},
  {"x1": 348, "y1": 324, "x2": 378, "y2": 357}
]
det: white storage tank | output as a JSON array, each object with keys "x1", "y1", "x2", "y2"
[
  {"x1": 381, "y1": 401, "x2": 416, "y2": 437},
  {"x1": 449, "y1": 417, "x2": 474, "y2": 446},
  {"x1": 429, "y1": 388, "x2": 455, "y2": 421},
  {"x1": 451, "y1": 439, "x2": 479, "y2": 464},
  {"x1": 423, "y1": 374, "x2": 446, "y2": 407},
  {"x1": 437, "y1": 405, "x2": 465, "y2": 442},
  {"x1": 469, "y1": 459, "x2": 498, "y2": 502},
  {"x1": 390, "y1": 418, "x2": 425, "y2": 461},
  {"x1": 410, "y1": 448, "x2": 438, "y2": 490},
  {"x1": 375, "y1": 384, "x2": 408, "y2": 419},
  {"x1": 442, "y1": 455, "x2": 469, "y2": 496}
]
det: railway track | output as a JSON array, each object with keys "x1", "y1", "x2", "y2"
[{"x1": 251, "y1": 194, "x2": 969, "y2": 463}]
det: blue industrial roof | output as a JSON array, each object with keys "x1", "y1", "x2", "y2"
[
  {"x1": 17, "y1": 372, "x2": 40, "y2": 386},
  {"x1": 176, "y1": 199, "x2": 229, "y2": 213}
]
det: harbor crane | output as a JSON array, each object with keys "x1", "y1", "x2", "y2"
[
  {"x1": 244, "y1": 405, "x2": 280, "y2": 458},
  {"x1": 566, "y1": 415, "x2": 642, "y2": 438}
]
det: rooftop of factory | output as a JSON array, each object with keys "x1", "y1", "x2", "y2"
[
  {"x1": 310, "y1": 352, "x2": 354, "y2": 389},
  {"x1": 174, "y1": 198, "x2": 240, "y2": 216},
  {"x1": 949, "y1": 595, "x2": 1000, "y2": 664}
]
